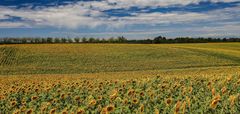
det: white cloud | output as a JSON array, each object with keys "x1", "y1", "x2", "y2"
[
  {"x1": 70, "y1": 0, "x2": 240, "y2": 12},
  {"x1": 0, "y1": 22, "x2": 30, "y2": 28},
  {"x1": 1, "y1": 4, "x2": 108, "y2": 29},
  {"x1": 105, "y1": 0, "x2": 240, "y2": 9},
  {"x1": 116, "y1": 12, "x2": 212, "y2": 25},
  {"x1": 0, "y1": 6, "x2": 219, "y2": 28},
  {"x1": 0, "y1": 0, "x2": 239, "y2": 30},
  {"x1": 107, "y1": 0, "x2": 196, "y2": 8},
  {"x1": 0, "y1": 15, "x2": 7, "y2": 20}
]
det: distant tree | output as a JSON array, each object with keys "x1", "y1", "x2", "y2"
[
  {"x1": 1, "y1": 36, "x2": 240, "y2": 44},
  {"x1": 47, "y1": 37, "x2": 53, "y2": 43},
  {"x1": 41, "y1": 38, "x2": 47, "y2": 43},
  {"x1": 145, "y1": 39, "x2": 153, "y2": 44},
  {"x1": 207, "y1": 38, "x2": 213, "y2": 42},
  {"x1": 82, "y1": 37, "x2": 87, "y2": 43},
  {"x1": 68, "y1": 38, "x2": 73, "y2": 43},
  {"x1": 30, "y1": 38, "x2": 35, "y2": 43},
  {"x1": 223, "y1": 38, "x2": 227, "y2": 42},
  {"x1": 61, "y1": 38, "x2": 67, "y2": 43},
  {"x1": 22, "y1": 38, "x2": 27, "y2": 44},
  {"x1": 117, "y1": 36, "x2": 127, "y2": 43},
  {"x1": 74, "y1": 38, "x2": 80, "y2": 43},
  {"x1": 153, "y1": 36, "x2": 166, "y2": 44},
  {"x1": 88, "y1": 38, "x2": 96, "y2": 43},
  {"x1": 54, "y1": 38, "x2": 61, "y2": 43},
  {"x1": 108, "y1": 37, "x2": 115, "y2": 43},
  {"x1": 34, "y1": 38, "x2": 41, "y2": 43},
  {"x1": 100, "y1": 38, "x2": 106, "y2": 43},
  {"x1": 95, "y1": 38, "x2": 100, "y2": 43},
  {"x1": 10, "y1": 38, "x2": 15, "y2": 43}
]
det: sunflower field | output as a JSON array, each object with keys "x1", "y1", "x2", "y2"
[
  {"x1": 1, "y1": 43, "x2": 240, "y2": 75},
  {"x1": 1, "y1": 43, "x2": 240, "y2": 113},
  {"x1": 0, "y1": 74, "x2": 239, "y2": 114}
]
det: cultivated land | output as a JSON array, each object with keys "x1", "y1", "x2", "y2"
[
  {"x1": 1, "y1": 43, "x2": 240, "y2": 75},
  {"x1": 0, "y1": 43, "x2": 240, "y2": 113}
]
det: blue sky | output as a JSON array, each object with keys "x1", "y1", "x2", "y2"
[{"x1": 0, "y1": 0, "x2": 240, "y2": 39}]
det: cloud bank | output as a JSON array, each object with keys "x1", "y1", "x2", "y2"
[{"x1": 0, "y1": 0, "x2": 239, "y2": 38}]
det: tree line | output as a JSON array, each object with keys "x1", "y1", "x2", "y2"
[
  {"x1": 0, "y1": 36, "x2": 240, "y2": 44},
  {"x1": 0, "y1": 36, "x2": 128, "y2": 44}
]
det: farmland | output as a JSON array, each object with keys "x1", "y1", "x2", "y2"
[
  {"x1": 0, "y1": 43, "x2": 240, "y2": 113},
  {"x1": 1, "y1": 43, "x2": 240, "y2": 75}
]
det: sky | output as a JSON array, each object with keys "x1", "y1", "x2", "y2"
[{"x1": 0, "y1": 0, "x2": 240, "y2": 39}]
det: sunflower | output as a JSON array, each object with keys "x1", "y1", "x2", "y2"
[
  {"x1": 122, "y1": 83, "x2": 126, "y2": 88},
  {"x1": 26, "y1": 109, "x2": 33, "y2": 114},
  {"x1": 132, "y1": 98, "x2": 139, "y2": 105},
  {"x1": 115, "y1": 97, "x2": 122, "y2": 102},
  {"x1": 154, "y1": 108, "x2": 159, "y2": 114},
  {"x1": 110, "y1": 91, "x2": 118, "y2": 100},
  {"x1": 21, "y1": 98, "x2": 26, "y2": 105},
  {"x1": 181, "y1": 87, "x2": 186, "y2": 95},
  {"x1": 237, "y1": 79, "x2": 240, "y2": 84},
  {"x1": 61, "y1": 109, "x2": 68, "y2": 114},
  {"x1": 139, "y1": 104, "x2": 144, "y2": 112},
  {"x1": 11, "y1": 101, "x2": 17, "y2": 107},
  {"x1": 75, "y1": 96, "x2": 81, "y2": 101},
  {"x1": 20, "y1": 106, "x2": 26, "y2": 112},
  {"x1": 60, "y1": 93, "x2": 66, "y2": 99},
  {"x1": 49, "y1": 108, "x2": 56, "y2": 114},
  {"x1": 211, "y1": 88, "x2": 215, "y2": 96},
  {"x1": 210, "y1": 99, "x2": 219, "y2": 109},
  {"x1": 88, "y1": 99, "x2": 97, "y2": 106},
  {"x1": 31, "y1": 96, "x2": 38, "y2": 101},
  {"x1": 41, "y1": 106, "x2": 47, "y2": 113},
  {"x1": 52, "y1": 99, "x2": 58, "y2": 103},
  {"x1": 173, "y1": 84, "x2": 178, "y2": 89},
  {"x1": 34, "y1": 88, "x2": 39, "y2": 92},
  {"x1": 118, "y1": 88, "x2": 123, "y2": 92},
  {"x1": 161, "y1": 84, "x2": 166, "y2": 89},
  {"x1": 213, "y1": 94, "x2": 221, "y2": 101},
  {"x1": 106, "y1": 104, "x2": 115, "y2": 112},
  {"x1": 227, "y1": 76, "x2": 232, "y2": 82},
  {"x1": 229, "y1": 95, "x2": 236, "y2": 107},
  {"x1": 100, "y1": 108, "x2": 108, "y2": 114},
  {"x1": 165, "y1": 98, "x2": 172, "y2": 106},
  {"x1": 189, "y1": 87, "x2": 193, "y2": 94},
  {"x1": 207, "y1": 82, "x2": 211, "y2": 89},
  {"x1": 11, "y1": 85, "x2": 15, "y2": 89},
  {"x1": 221, "y1": 87, "x2": 227, "y2": 94},
  {"x1": 123, "y1": 98, "x2": 129, "y2": 105},
  {"x1": 97, "y1": 105, "x2": 103, "y2": 112},
  {"x1": 76, "y1": 108, "x2": 85, "y2": 114},
  {"x1": 12, "y1": 109, "x2": 20, "y2": 114},
  {"x1": 97, "y1": 96, "x2": 103, "y2": 101},
  {"x1": 182, "y1": 101, "x2": 186, "y2": 114},
  {"x1": 57, "y1": 89, "x2": 61, "y2": 93},
  {"x1": 186, "y1": 96, "x2": 191, "y2": 108},
  {"x1": 67, "y1": 92, "x2": 71, "y2": 96},
  {"x1": 0, "y1": 95, "x2": 5, "y2": 100},
  {"x1": 10, "y1": 98, "x2": 16, "y2": 102},
  {"x1": 139, "y1": 92, "x2": 145, "y2": 97},
  {"x1": 45, "y1": 87, "x2": 51, "y2": 92},
  {"x1": 127, "y1": 89, "x2": 135, "y2": 96},
  {"x1": 174, "y1": 101, "x2": 181, "y2": 114}
]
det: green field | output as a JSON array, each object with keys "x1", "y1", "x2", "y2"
[
  {"x1": 1, "y1": 43, "x2": 240, "y2": 75},
  {"x1": 1, "y1": 43, "x2": 240, "y2": 113}
]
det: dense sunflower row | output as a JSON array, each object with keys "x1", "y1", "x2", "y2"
[{"x1": 0, "y1": 74, "x2": 240, "y2": 114}]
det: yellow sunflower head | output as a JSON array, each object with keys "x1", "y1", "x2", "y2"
[{"x1": 106, "y1": 104, "x2": 115, "y2": 112}]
